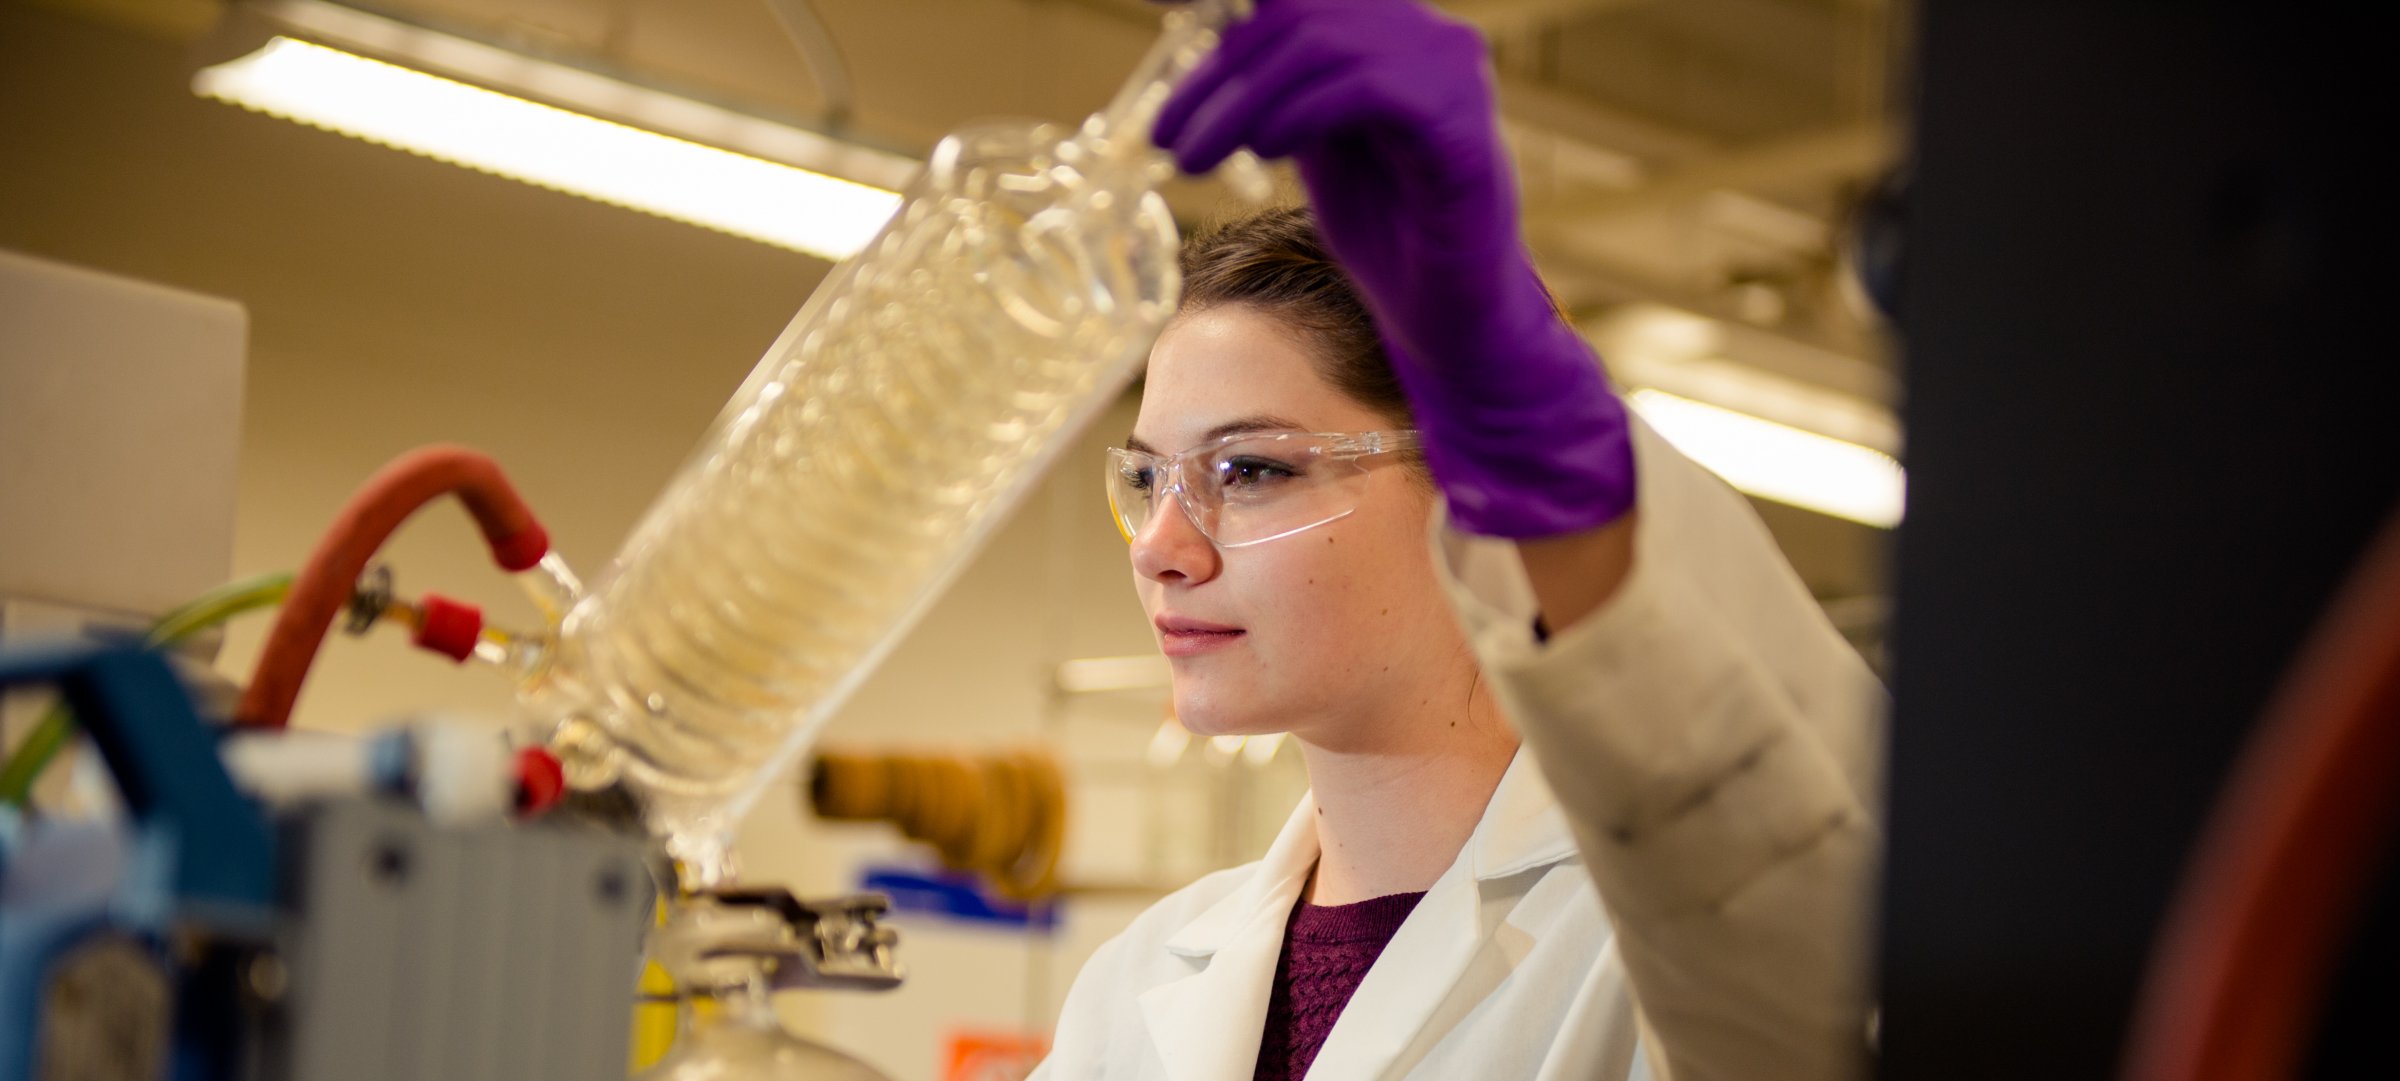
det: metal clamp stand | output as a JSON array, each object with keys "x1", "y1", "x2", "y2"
[{"x1": 691, "y1": 888, "x2": 904, "y2": 992}]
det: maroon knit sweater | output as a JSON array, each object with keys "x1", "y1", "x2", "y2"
[{"x1": 1252, "y1": 891, "x2": 1428, "y2": 1081}]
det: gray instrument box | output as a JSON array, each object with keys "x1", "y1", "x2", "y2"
[{"x1": 254, "y1": 800, "x2": 654, "y2": 1081}]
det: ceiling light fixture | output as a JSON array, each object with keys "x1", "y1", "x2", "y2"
[
  {"x1": 1583, "y1": 304, "x2": 1906, "y2": 527},
  {"x1": 192, "y1": 0, "x2": 914, "y2": 261},
  {"x1": 1627, "y1": 388, "x2": 1907, "y2": 528}
]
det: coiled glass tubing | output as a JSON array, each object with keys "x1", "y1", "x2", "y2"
[{"x1": 529, "y1": 3, "x2": 1247, "y2": 881}]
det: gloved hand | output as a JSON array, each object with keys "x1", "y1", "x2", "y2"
[{"x1": 1152, "y1": 0, "x2": 1634, "y2": 538}]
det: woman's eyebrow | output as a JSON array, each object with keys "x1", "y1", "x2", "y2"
[
  {"x1": 1123, "y1": 414, "x2": 1310, "y2": 455},
  {"x1": 1203, "y1": 414, "x2": 1310, "y2": 442}
]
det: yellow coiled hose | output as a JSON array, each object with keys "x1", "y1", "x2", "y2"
[{"x1": 808, "y1": 748, "x2": 1067, "y2": 901}]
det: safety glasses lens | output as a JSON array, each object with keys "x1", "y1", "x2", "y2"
[
  {"x1": 1105, "y1": 450, "x2": 1160, "y2": 542},
  {"x1": 1198, "y1": 438, "x2": 1370, "y2": 547},
  {"x1": 1106, "y1": 434, "x2": 1401, "y2": 547}
]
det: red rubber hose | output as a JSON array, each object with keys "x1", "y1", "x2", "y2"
[
  {"x1": 235, "y1": 446, "x2": 549, "y2": 729},
  {"x1": 2124, "y1": 508, "x2": 2400, "y2": 1081}
]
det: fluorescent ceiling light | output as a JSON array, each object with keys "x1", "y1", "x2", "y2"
[
  {"x1": 1240, "y1": 732, "x2": 1287, "y2": 767},
  {"x1": 1632, "y1": 352, "x2": 1900, "y2": 455},
  {"x1": 1628, "y1": 388, "x2": 1907, "y2": 528},
  {"x1": 1055, "y1": 655, "x2": 1171, "y2": 694},
  {"x1": 1146, "y1": 719, "x2": 1192, "y2": 769},
  {"x1": 194, "y1": 30, "x2": 906, "y2": 260}
]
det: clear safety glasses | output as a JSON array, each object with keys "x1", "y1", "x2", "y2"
[{"x1": 1104, "y1": 430, "x2": 1422, "y2": 548}]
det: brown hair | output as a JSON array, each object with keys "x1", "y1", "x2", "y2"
[{"x1": 1176, "y1": 205, "x2": 1415, "y2": 427}]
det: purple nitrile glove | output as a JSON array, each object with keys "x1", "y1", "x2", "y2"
[{"x1": 1152, "y1": 0, "x2": 1634, "y2": 538}]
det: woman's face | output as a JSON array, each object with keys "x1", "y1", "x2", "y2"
[{"x1": 1128, "y1": 306, "x2": 1474, "y2": 746}]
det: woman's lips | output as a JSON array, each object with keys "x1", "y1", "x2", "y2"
[{"x1": 1157, "y1": 616, "x2": 1245, "y2": 657}]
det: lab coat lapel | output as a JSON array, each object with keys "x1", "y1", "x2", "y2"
[
  {"x1": 1301, "y1": 752, "x2": 1582, "y2": 1081},
  {"x1": 1138, "y1": 792, "x2": 1321, "y2": 1081}
]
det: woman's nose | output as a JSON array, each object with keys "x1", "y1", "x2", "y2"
[{"x1": 1129, "y1": 491, "x2": 1220, "y2": 584}]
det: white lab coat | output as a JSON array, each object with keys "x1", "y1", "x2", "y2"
[
  {"x1": 1036, "y1": 419, "x2": 1885, "y2": 1081},
  {"x1": 1039, "y1": 752, "x2": 1646, "y2": 1081}
]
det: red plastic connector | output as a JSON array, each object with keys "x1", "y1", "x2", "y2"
[
  {"x1": 515, "y1": 746, "x2": 567, "y2": 817},
  {"x1": 412, "y1": 594, "x2": 484, "y2": 663}
]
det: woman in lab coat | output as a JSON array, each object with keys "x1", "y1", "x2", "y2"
[{"x1": 1035, "y1": 2, "x2": 1884, "y2": 1079}]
